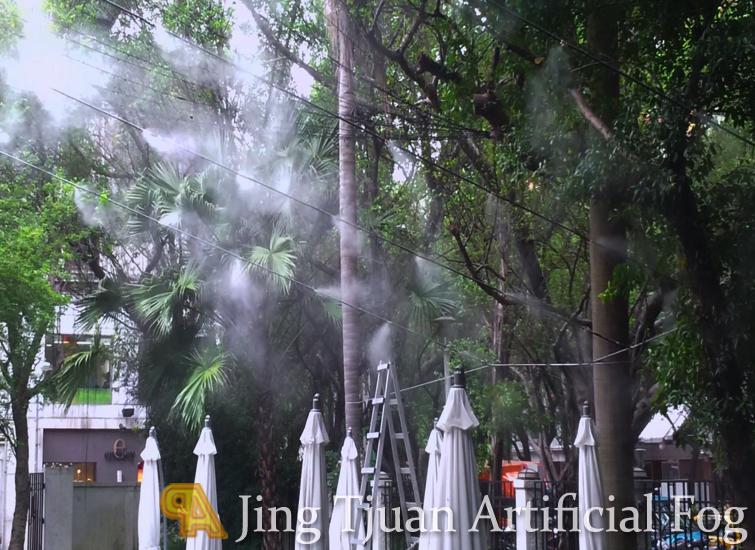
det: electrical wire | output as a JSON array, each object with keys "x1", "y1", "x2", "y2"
[
  {"x1": 8, "y1": 5, "x2": 675, "y2": 347},
  {"x1": 399, "y1": 327, "x2": 678, "y2": 393},
  {"x1": 46, "y1": 85, "x2": 623, "y2": 347},
  {"x1": 7, "y1": 9, "x2": 628, "y2": 346},
  {"x1": 94, "y1": 0, "x2": 598, "y2": 245}
]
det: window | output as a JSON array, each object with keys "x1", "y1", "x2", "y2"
[
  {"x1": 43, "y1": 462, "x2": 96, "y2": 483},
  {"x1": 45, "y1": 333, "x2": 113, "y2": 404},
  {"x1": 72, "y1": 462, "x2": 96, "y2": 483}
]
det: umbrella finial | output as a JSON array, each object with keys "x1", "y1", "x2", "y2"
[
  {"x1": 204, "y1": 415, "x2": 211, "y2": 428},
  {"x1": 312, "y1": 393, "x2": 321, "y2": 411},
  {"x1": 452, "y1": 367, "x2": 466, "y2": 388},
  {"x1": 149, "y1": 426, "x2": 156, "y2": 438},
  {"x1": 582, "y1": 401, "x2": 591, "y2": 417},
  {"x1": 347, "y1": 426, "x2": 353, "y2": 438}
]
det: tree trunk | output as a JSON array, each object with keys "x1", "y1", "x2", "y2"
[
  {"x1": 257, "y1": 398, "x2": 282, "y2": 550},
  {"x1": 9, "y1": 398, "x2": 30, "y2": 550},
  {"x1": 584, "y1": 4, "x2": 635, "y2": 548},
  {"x1": 589, "y1": 202, "x2": 634, "y2": 550},
  {"x1": 332, "y1": 5, "x2": 362, "y2": 442}
]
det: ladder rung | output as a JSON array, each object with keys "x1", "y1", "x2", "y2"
[
  {"x1": 362, "y1": 467, "x2": 376, "y2": 475},
  {"x1": 394, "y1": 432, "x2": 406, "y2": 439},
  {"x1": 371, "y1": 397, "x2": 385, "y2": 405},
  {"x1": 366, "y1": 432, "x2": 380, "y2": 439},
  {"x1": 377, "y1": 362, "x2": 389, "y2": 371},
  {"x1": 399, "y1": 467, "x2": 413, "y2": 475}
]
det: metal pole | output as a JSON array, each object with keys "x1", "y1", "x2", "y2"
[
  {"x1": 442, "y1": 344, "x2": 451, "y2": 398},
  {"x1": 153, "y1": 427, "x2": 168, "y2": 550}
]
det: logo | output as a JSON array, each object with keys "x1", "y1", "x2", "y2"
[
  {"x1": 104, "y1": 439, "x2": 136, "y2": 461},
  {"x1": 161, "y1": 483, "x2": 228, "y2": 540}
]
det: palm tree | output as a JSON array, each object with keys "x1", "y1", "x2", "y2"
[
  {"x1": 326, "y1": 0, "x2": 362, "y2": 443},
  {"x1": 72, "y1": 133, "x2": 333, "y2": 550}
]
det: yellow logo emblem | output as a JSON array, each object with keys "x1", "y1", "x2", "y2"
[{"x1": 161, "y1": 483, "x2": 228, "y2": 540}]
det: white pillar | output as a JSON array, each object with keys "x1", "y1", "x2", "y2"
[{"x1": 514, "y1": 468, "x2": 540, "y2": 550}]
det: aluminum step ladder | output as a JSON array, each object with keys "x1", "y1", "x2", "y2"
[{"x1": 354, "y1": 361, "x2": 422, "y2": 548}]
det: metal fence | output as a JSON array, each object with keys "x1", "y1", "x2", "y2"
[
  {"x1": 27, "y1": 473, "x2": 44, "y2": 550},
  {"x1": 482, "y1": 478, "x2": 735, "y2": 550},
  {"x1": 635, "y1": 479, "x2": 735, "y2": 550},
  {"x1": 281, "y1": 478, "x2": 735, "y2": 550}
]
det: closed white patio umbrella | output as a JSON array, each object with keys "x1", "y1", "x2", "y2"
[
  {"x1": 435, "y1": 370, "x2": 488, "y2": 550},
  {"x1": 329, "y1": 428, "x2": 365, "y2": 550},
  {"x1": 574, "y1": 402, "x2": 606, "y2": 550},
  {"x1": 186, "y1": 416, "x2": 221, "y2": 550},
  {"x1": 418, "y1": 419, "x2": 442, "y2": 550},
  {"x1": 296, "y1": 394, "x2": 330, "y2": 550},
  {"x1": 139, "y1": 427, "x2": 162, "y2": 550}
]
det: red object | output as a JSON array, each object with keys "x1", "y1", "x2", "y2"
[{"x1": 500, "y1": 461, "x2": 540, "y2": 496}]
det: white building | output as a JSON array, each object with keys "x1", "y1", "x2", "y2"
[{"x1": 0, "y1": 303, "x2": 146, "y2": 548}]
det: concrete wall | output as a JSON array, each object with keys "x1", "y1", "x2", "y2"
[
  {"x1": 44, "y1": 467, "x2": 73, "y2": 550},
  {"x1": 71, "y1": 485, "x2": 139, "y2": 550}
]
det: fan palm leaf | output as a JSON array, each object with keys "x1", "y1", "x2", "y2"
[
  {"x1": 130, "y1": 268, "x2": 200, "y2": 338},
  {"x1": 171, "y1": 347, "x2": 230, "y2": 431},
  {"x1": 407, "y1": 278, "x2": 458, "y2": 328},
  {"x1": 246, "y1": 226, "x2": 296, "y2": 293}
]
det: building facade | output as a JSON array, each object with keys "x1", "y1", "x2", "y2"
[{"x1": 0, "y1": 303, "x2": 146, "y2": 548}]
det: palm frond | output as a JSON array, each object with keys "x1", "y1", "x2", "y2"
[
  {"x1": 130, "y1": 268, "x2": 200, "y2": 338},
  {"x1": 407, "y1": 279, "x2": 458, "y2": 327},
  {"x1": 302, "y1": 133, "x2": 337, "y2": 179},
  {"x1": 171, "y1": 347, "x2": 230, "y2": 431},
  {"x1": 246, "y1": 227, "x2": 296, "y2": 293},
  {"x1": 75, "y1": 278, "x2": 123, "y2": 331},
  {"x1": 320, "y1": 296, "x2": 342, "y2": 325}
]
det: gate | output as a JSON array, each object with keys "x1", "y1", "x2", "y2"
[{"x1": 28, "y1": 472, "x2": 44, "y2": 550}]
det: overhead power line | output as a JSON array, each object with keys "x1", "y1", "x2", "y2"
[
  {"x1": 400, "y1": 328, "x2": 678, "y2": 393},
  {"x1": 10, "y1": 3, "x2": 671, "y2": 347},
  {"x1": 95, "y1": 0, "x2": 596, "y2": 245},
  {"x1": 47, "y1": 85, "x2": 623, "y2": 346},
  {"x1": 0, "y1": 147, "x2": 677, "y2": 409}
]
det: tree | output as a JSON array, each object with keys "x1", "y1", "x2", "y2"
[
  {"x1": 326, "y1": 0, "x2": 362, "y2": 441},
  {"x1": 0, "y1": 166, "x2": 81, "y2": 550}
]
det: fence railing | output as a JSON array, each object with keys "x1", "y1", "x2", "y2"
[{"x1": 484, "y1": 478, "x2": 734, "y2": 550}]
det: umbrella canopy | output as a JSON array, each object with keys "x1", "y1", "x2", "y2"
[
  {"x1": 574, "y1": 403, "x2": 606, "y2": 550},
  {"x1": 418, "y1": 420, "x2": 443, "y2": 550},
  {"x1": 186, "y1": 416, "x2": 221, "y2": 550},
  {"x1": 139, "y1": 427, "x2": 162, "y2": 550},
  {"x1": 329, "y1": 429, "x2": 365, "y2": 550},
  {"x1": 435, "y1": 371, "x2": 488, "y2": 550},
  {"x1": 296, "y1": 394, "x2": 330, "y2": 550}
]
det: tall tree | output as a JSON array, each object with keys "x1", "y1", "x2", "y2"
[
  {"x1": 585, "y1": 5, "x2": 635, "y2": 548},
  {"x1": 327, "y1": 0, "x2": 362, "y2": 440},
  {"x1": 0, "y1": 169, "x2": 81, "y2": 550}
]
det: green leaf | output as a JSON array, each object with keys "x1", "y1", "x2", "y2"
[
  {"x1": 246, "y1": 226, "x2": 296, "y2": 293},
  {"x1": 171, "y1": 347, "x2": 230, "y2": 431}
]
